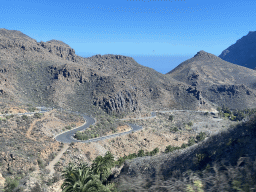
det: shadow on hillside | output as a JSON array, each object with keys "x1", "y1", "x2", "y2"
[{"x1": 113, "y1": 114, "x2": 256, "y2": 191}]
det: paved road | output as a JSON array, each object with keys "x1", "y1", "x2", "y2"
[
  {"x1": 0, "y1": 107, "x2": 51, "y2": 117},
  {"x1": 54, "y1": 110, "x2": 216, "y2": 143},
  {"x1": 2, "y1": 107, "x2": 219, "y2": 144},
  {"x1": 55, "y1": 112, "x2": 143, "y2": 143},
  {"x1": 119, "y1": 112, "x2": 157, "y2": 121}
]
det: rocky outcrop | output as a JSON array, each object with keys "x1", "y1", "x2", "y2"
[
  {"x1": 0, "y1": 28, "x2": 89, "y2": 64},
  {"x1": 209, "y1": 84, "x2": 253, "y2": 96},
  {"x1": 194, "y1": 50, "x2": 219, "y2": 60},
  {"x1": 39, "y1": 40, "x2": 77, "y2": 62},
  {"x1": 219, "y1": 31, "x2": 256, "y2": 69},
  {"x1": 205, "y1": 84, "x2": 256, "y2": 109},
  {"x1": 94, "y1": 90, "x2": 139, "y2": 114}
]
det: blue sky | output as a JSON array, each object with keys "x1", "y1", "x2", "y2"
[{"x1": 1, "y1": 0, "x2": 256, "y2": 74}]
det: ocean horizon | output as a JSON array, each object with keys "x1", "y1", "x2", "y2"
[{"x1": 77, "y1": 53, "x2": 194, "y2": 74}]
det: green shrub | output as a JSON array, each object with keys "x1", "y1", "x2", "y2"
[
  {"x1": 224, "y1": 113, "x2": 230, "y2": 118},
  {"x1": 170, "y1": 127, "x2": 179, "y2": 132},
  {"x1": 181, "y1": 143, "x2": 188, "y2": 148},
  {"x1": 37, "y1": 158, "x2": 45, "y2": 169},
  {"x1": 75, "y1": 132, "x2": 89, "y2": 140},
  {"x1": 22, "y1": 115, "x2": 28, "y2": 120},
  {"x1": 150, "y1": 147, "x2": 160, "y2": 156},
  {"x1": 168, "y1": 115, "x2": 174, "y2": 121},
  {"x1": 196, "y1": 132, "x2": 207, "y2": 142},
  {"x1": 187, "y1": 122, "x2": 193, "y2": 127},
  {"x1": 34, "y1": 113, "x2": 42, "y2": 119},
  {"x1": 188, "y1": 137, "x2": 196, "y2": 146},
  {"x1": 4, "y1": 177, "x2": 19, "y2": 192},
  {"x1": 65, "y1": 125, "x2": 72, "y2": 130},
  {"x1": 127, "y1": 153, "x2": 137, "y2": 159},
  {"x1": 28, "y1": 107, "x2": 36, "y2": 112},
  {"x1": 137, "y1": 149, "x2": 145, "y2": 157},
  {"x1": 165, "y1": 145, "x2": 180, "y2": 153}
]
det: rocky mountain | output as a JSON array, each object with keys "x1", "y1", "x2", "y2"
[
  {"x1": 0, "y1": 28, "x2": 216, "y2": 116},
  {"x1": 219, "y1": 31, "x2": 256, "y2": 69},
  {"x1": 167, "y1": 50, "x2": 256, "y2": 110}
]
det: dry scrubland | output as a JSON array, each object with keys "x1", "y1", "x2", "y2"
[
  {"x1": 0, "y1": 103, "x2": 84, "y2": 191},
  {"x1": 0, "y1": 103, "x2": 252, "y2": 191},
  {"x1": 113, "y1": 114, "x2": 256, "y2": 192}
]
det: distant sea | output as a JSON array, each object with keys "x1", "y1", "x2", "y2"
[
  {"x1": 131, "y1": 54, "x2": 194, "y2": 74},
  {"x1": 77, "y1": 53, "x2": 194, "y2": 74}
]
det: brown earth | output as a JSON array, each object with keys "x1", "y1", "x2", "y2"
[{"x1": 0, "y1": 105, "x2": 84, "y2": 191}]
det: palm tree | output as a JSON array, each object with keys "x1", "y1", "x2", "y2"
[
  {"x1": 62, "y1": 163, "x2": 110, "y2": 192},
  {"x1": 91, "y1": 151, "x2": 115, "y2": 182},
  {"x1": 103, "y1": 151, "x2": 115, "y2": 168}
]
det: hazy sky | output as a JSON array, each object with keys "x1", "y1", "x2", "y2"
[{"x1": 1, "y1": 0, "x2": 256, "y2": 73}]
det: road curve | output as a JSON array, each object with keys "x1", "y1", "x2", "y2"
[
  {"x1": 54, "y1": 110, "x2": 216, "y2": 144},
  {"x1": 54, "y1": 113, "x2": 144, "y2": 144}
]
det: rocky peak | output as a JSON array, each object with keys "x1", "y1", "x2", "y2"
[
  {"x1": 38, "y1": 40, "x2": 76, "y2": 61},
  {"x1": 0, "y1": 28, "x2": 35, "y2": 42},
  {"x1": 0, "y1": 29, "x2": 80, "y2": 63},
  {"x1": 193, "y1": 50, "x2": 218, "y2": 59}
]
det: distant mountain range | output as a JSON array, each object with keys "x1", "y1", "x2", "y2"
[{"x1": 1, "y1": 28, "x2": 256, "y2": 115}]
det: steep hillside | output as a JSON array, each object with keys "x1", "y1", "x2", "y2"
[
  {"x1": 219, "y1": 31, "x2": 256, "y2": 69},
  {"x1": 0, "y1": 29, "x2": 216, "y2": 116},
  {"x1": 167, "y1": 50, "x2": 256, "y2": 110},
  {"x1": 113, "y1": 114, "x2": 256, "y2": 191}
]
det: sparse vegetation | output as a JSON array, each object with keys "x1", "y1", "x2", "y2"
[
  {"x1": 170, "y1": 126, "x2": 179, "y2": 132},
  {"x1": 27, "y1": 105, "x2": 36, "y2": 112},
  {"x1": 4, "y1": 177, "x2": 20, "y2": 192},
  {"x1": 217, "y1": 105, "x2": 256, "y2": 121},
  {"x1": 74, "y1": 113, "x2": 125, "y2": 141},
  {"x1": 113, "y1": 113, "x2": 256, "y2": 191},
  {"x1": 187, "y1": 121, "x2": 193, "y2": 127},
  {"x1": 64, "y1": 125, "x2": 72, "y2": 130},
  {"x1": 21, "y1": 115, "x2": 28, "y2": 120},
  {"x1": 33, "y1": 112, "x2": 42, "y2": 119},
  {"x1": 168, "y1": 115, "x2": 174, "y2": 122}
]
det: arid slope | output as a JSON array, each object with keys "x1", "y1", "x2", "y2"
[{"x1": 167, "y1": 50, "x2": 256, "y2": 109}]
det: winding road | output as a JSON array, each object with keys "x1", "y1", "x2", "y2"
[
  {"x1": 54, "y1": 113, "x2": 148, "y2": 144},
  {"x1": 54, "y1": 110, "x2": 218, "y2": 144},
  {"x1": 3, "y1": 107, "x2": 218, "y2": 144}
]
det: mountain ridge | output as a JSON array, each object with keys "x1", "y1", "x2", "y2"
[
  {"x1": 219, "y1": 31, "x2": 256, "y2": 69},
  {"x1": 1, "y1": 29, "x2": 256, "y2": 115},
  {"x1": 0, "y1": 29, "x2": 216, "y2": 115}
]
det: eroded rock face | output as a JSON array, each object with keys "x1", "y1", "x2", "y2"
[
  {"x1": 95, "y1": 90, "x2": 139, "y2": 114},
  {"x1": 209, "y1": 84, "x2": 250, "y2": 95},
  {"x1": 0, "y1": 28, "x2": 86, "y2": 64},
  {"x1": 206, "y1": 84, "x2": 256, "y2": 109},
  {"x1": 39, "y1": 41, "x2": 76, "y2": 62}
]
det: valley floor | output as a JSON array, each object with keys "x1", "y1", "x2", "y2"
[{"x1": 0, "y1": 105, "x2": 239, "y2": 191}]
